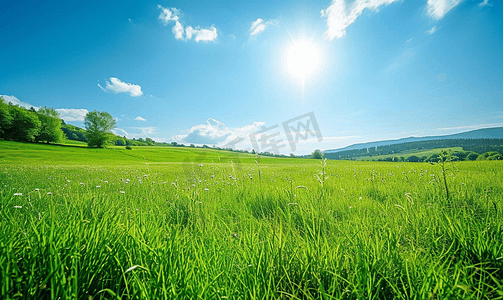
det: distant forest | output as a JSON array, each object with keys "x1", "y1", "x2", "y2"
[{"x1": 324, "y1": 138, "x2": 503, "y2": 161}]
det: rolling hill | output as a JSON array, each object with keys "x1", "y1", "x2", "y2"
[{"x1": 324, "y1": 127, "x2": 503, "y2": 154}]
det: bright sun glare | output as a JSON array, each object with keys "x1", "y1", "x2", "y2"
[{"x1": 285, "y1": 39, "x2": 322, "y2": 85}]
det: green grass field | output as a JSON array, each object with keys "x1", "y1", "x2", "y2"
[
  {"x1": 1, "y1": 141, "x2": 502, "y2": 299},
  {"x1": 0, "y1": 140, "x2": 292, "y2": 166}
]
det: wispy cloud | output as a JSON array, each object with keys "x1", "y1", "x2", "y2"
[
  {"x1": 426, "y1": 0, "x2": 463, "y2": 20},
  {"x1": 97, "y1": 83, "x2": 109, "y2": 93},
  {"x1": 158, "y1": 6, "x2": 180, "y2": 24},
  {"x1": 436, "y1": 123, "x2": 503, "y2": 131},
  {"x1": 112, "y1": 128, "x2": 129, "y2": 138},
  {"x1": 428, "y1": 26, "x2": 437, "y2": 35},
  {"x1": 249, "y1": 18, "x2": 278, "y2": 37},
  {"x1": 104, "y1": 77, "x2": 143, "y2": 97},
  {"x1": 321, "y1": 0, "x2": 399, "y2": 41},
  {"x1": 127, "y1": 127, "x2": 157, "y2": 139},
  {"x1": 479, "y1": 0, "x2": 492, "y2": 7},
  {"x1": 55, "y1": 108, "x2": 89, "y2": 122},
  {"x1": 385, "y1": 48, "x2": 415, "y2": 72},
  {"x1": 158, "y1": 5, "x2": 217, "y2": 42},
  {"x1": 134, "y1": 116, "x2": 146, "y2": 121}
]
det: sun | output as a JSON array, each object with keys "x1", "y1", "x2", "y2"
[{"x1": 284, "y1": 39, "x2": 322, "y2": 84}]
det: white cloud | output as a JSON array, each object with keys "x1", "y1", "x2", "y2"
[
  {"x1": 172, "y1": 21, "x2": 185, "y2": 40},
  {"x1": 426, "y1": 0, "x2": 463, "y2": 20},
  {"x1": 127, "y1": 127, "x2": 157, "y2": 139},
  {"x1": 479, "y1": 0, "x2": 492, "y2": 6},
  {"x1": 173, "y1": 118, "x2": 231, "y2": 145},
  {"x1": 428, "y1": 26, "x2": 437, "y2": 35},
  {"x1": 0, "y1": 95, "x2": 39, "y2": 110},
  {"x1": 112, "y1": 128, "x2": 129, "y2": 138},
  {"x1": 55, "y1": 108, "x2": 89, "y2": 122},
  {"x1": 173, "y1": 118, "x2": 265, "y2": 148},
  {"x1": 158, "y1": 5, "x2": 180, "y2": 24},
  {"x1": 158, "y1": 5, "x2": 218, "y2": 42},
  {"x1": 249, "y1": 18, "x2": 278, "y2": 37},
  {"x1": 250, "y1": 19, "x2": 266, "y2": 36},
  {"x1": 191, "y1": 26, "x2": 218, "y2": 42},
  {"x1": 135, "y1": 116, "x2": 146, "y2": 121},
  {"x1": 321, "y1": 0, "x2": 399, "y2": 41},
  {"x1": 104, "y1": 77, "x2": 143, "y2": 97}
]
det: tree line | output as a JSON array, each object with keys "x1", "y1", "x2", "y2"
[
  {"x1": 324, "y1": 138, "x2": 503, "y2": 160},
  {"x1": 371, "y1": 149, "x2": 501, "y2": 163},
  {"x1": 0, "y1": 97, "x2": 118, "y2": 148},
  {"x1": 0, "y1": 97, "x2": 64, "y2": 143}
]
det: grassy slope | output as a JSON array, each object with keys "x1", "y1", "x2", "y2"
[
  {"x1": 0, "y1": 140, "x2": 299, "y2": 165},
  {"x1": 59, "y1": 139, "x2": 88, "y2": 147},
  {"x1": 1, "y1": 141, "x2": 502, "y2": 299}
]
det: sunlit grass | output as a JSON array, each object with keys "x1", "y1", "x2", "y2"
[{"x1": 0, "y1": 143, "x2": 502, "y2": 299}]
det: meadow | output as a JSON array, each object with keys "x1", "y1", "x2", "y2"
[{"x1": 1, "y1": 141, "x2": 502, "y2": 299}]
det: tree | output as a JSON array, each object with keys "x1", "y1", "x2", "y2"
[
  {"x1": 36, "y1": 107, "x2": 64, "y2": 143},
  {"x1": 145, "y1": 138, "x2": 154, "y2": 146},
  {"x1": 406, "y1": 155, "x2": 420, "y2": 162},
  {"x1": 311, "y1": 149, "x2": 323, "y2": 159},
  {"x1": 115, "y1": 138, "x2": 126, "y2": 146},
  {"x1": 0, "y1": 97, "x2": 13, "y2": 138},
  {"x1": 84, "y1": 111, "x2": 116, "y2": 148},
  {"x1": 5, "y1": 105, "x2": 41, "y2": 142}
]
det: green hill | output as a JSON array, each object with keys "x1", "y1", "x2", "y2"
[
  {"x1": 324, "y1": 138, "x2": 503, "y2": 161},
  {"x1": 0, "y1": 140, "x2": 300, "y2": 166}
]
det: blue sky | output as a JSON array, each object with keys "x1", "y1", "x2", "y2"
[{"x1": 1, "y1": 0, "x2": 502, "y2": 154}]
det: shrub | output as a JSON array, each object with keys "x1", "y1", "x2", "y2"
[
  {"x1": 466, "y1": 152, "x2": 479, "y2": 161},
  {"x1": 477, "y1": 151, "x2": 502, "y2": 161},
  {"x1": 406, "y1": 155, "x2": 420, "y2": 162}
]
